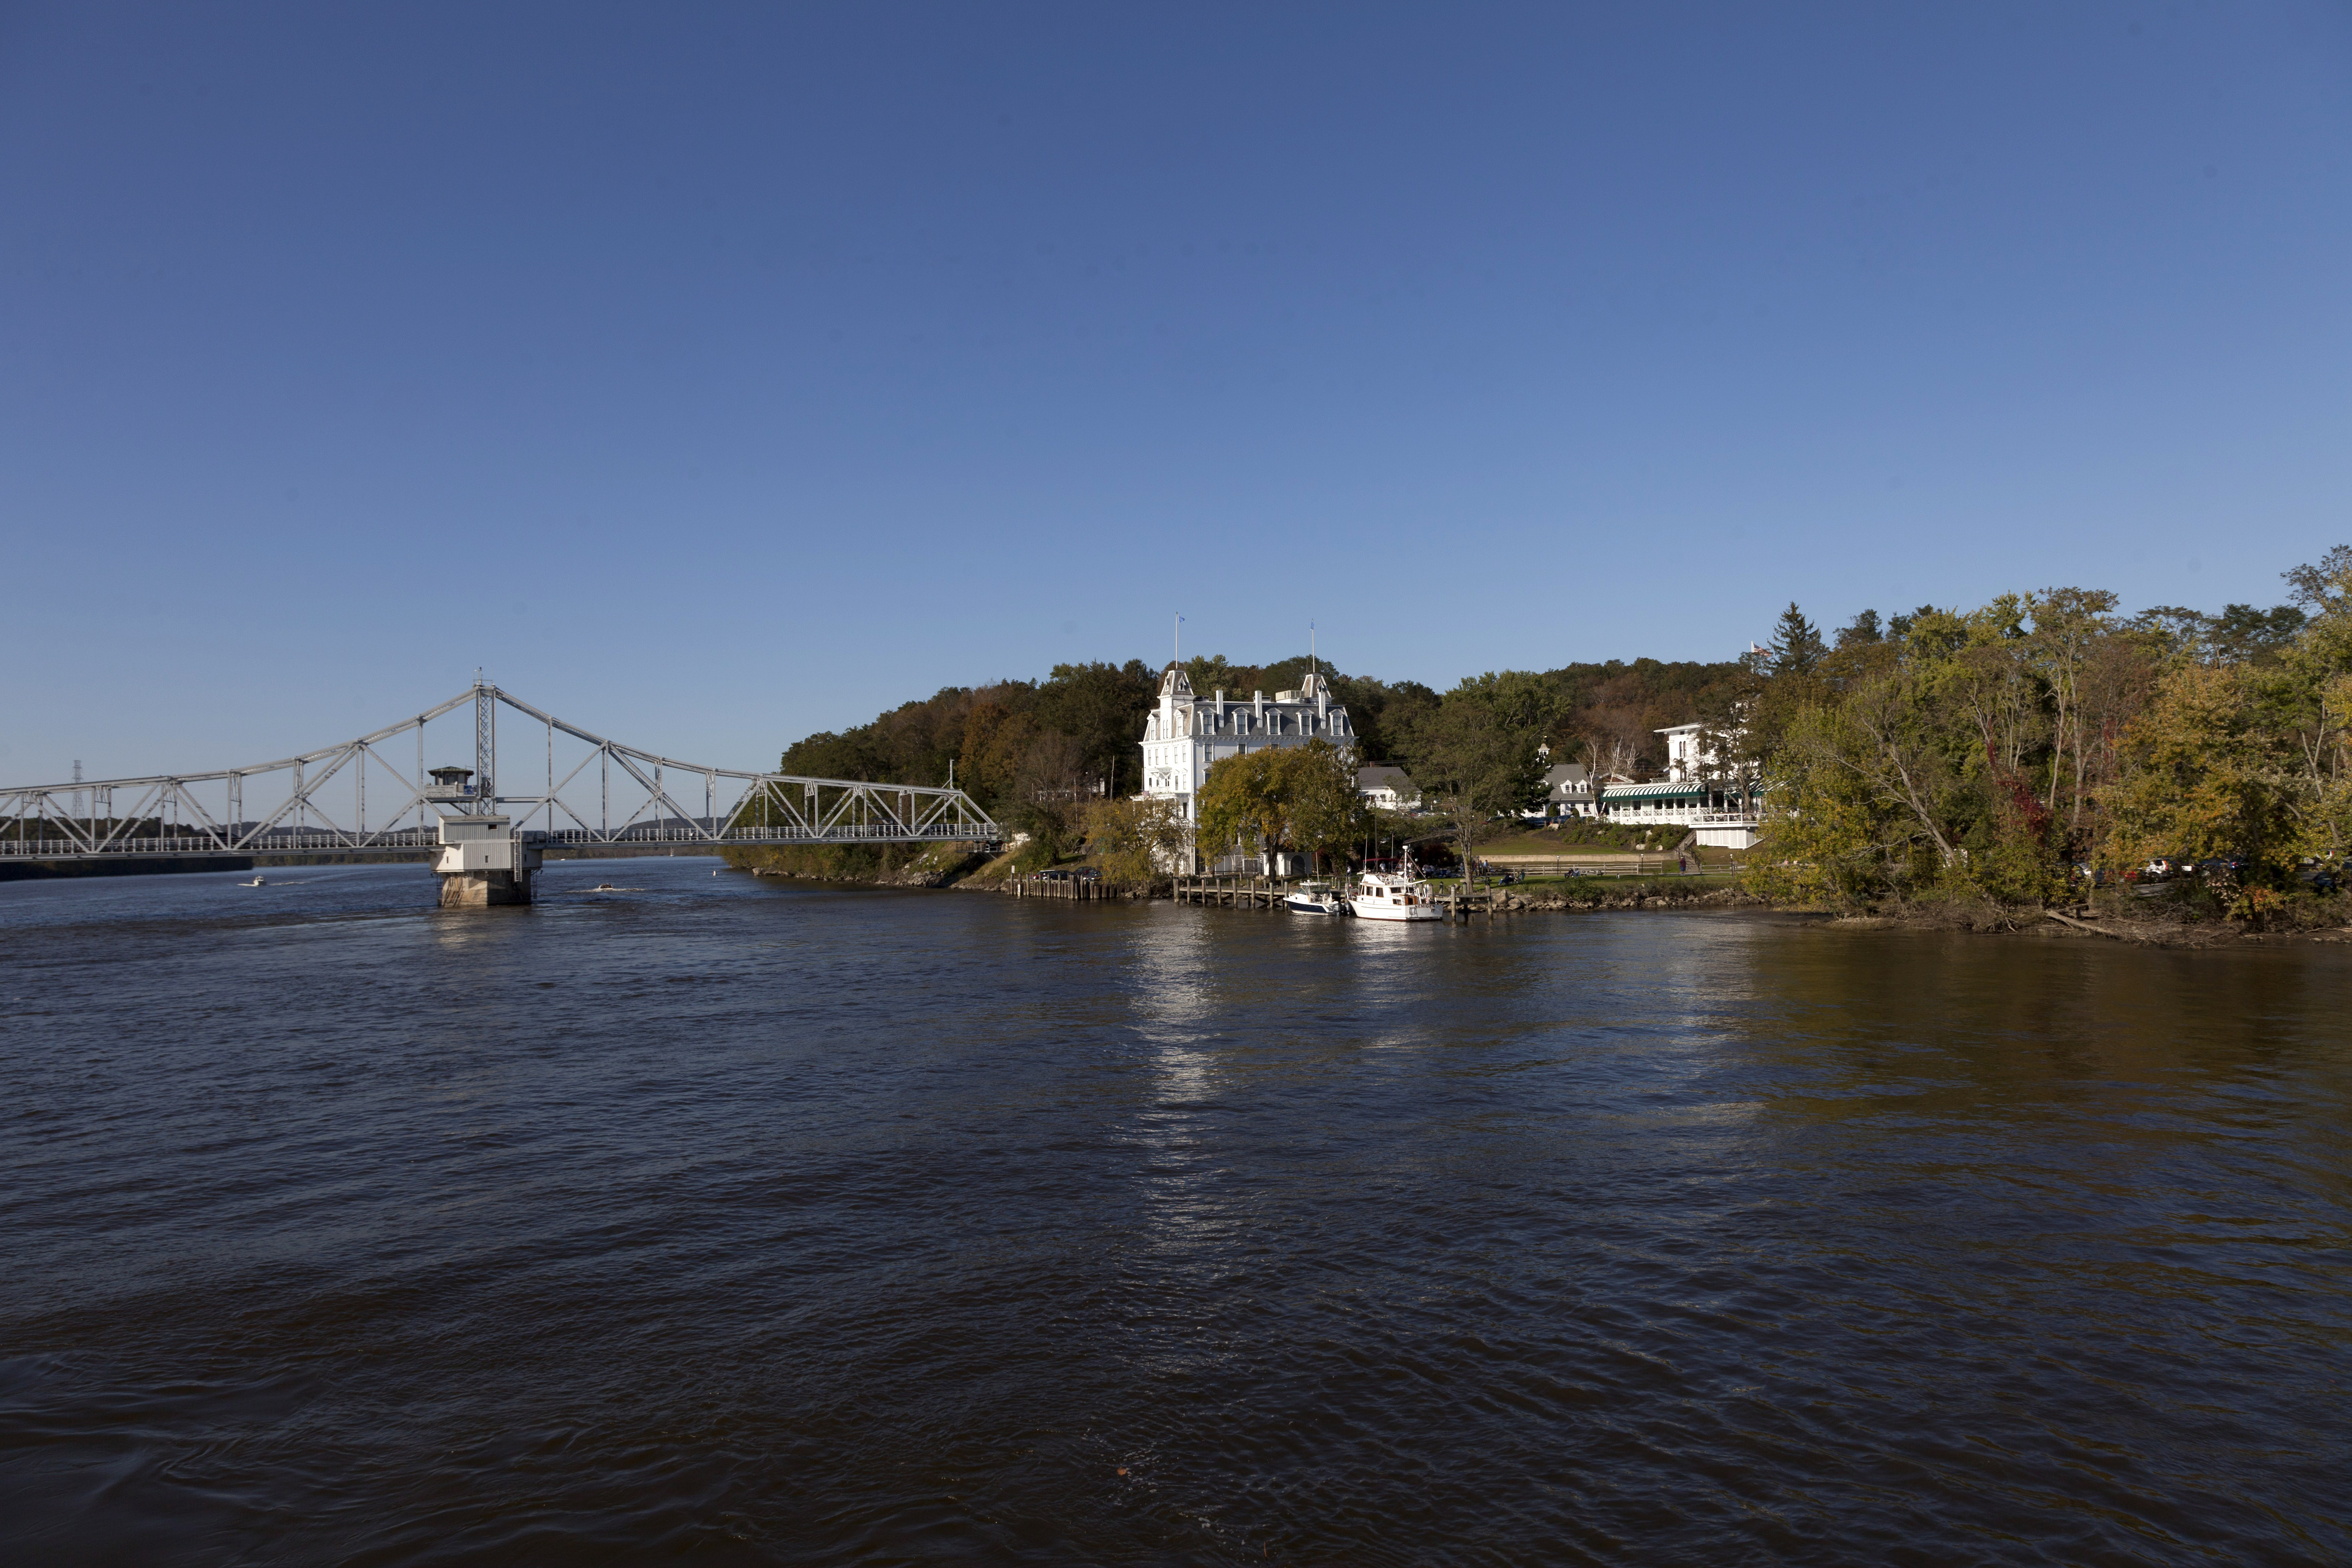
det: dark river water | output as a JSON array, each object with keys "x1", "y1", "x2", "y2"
[{"x1": 3, "y1": 859, "x2": 2347, "y2": 1565}]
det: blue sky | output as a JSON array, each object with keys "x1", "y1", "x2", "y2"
[{"x1": 5, "y1": 2, "x2": 2349, "y2": 781}]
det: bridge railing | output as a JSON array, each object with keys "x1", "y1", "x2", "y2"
[
  {"x1": 0, "y1": 824, "x2": 1001, "y2": 859},
  {"x1": 0, "y1": 830, "x2": 446, "y2": 858}
]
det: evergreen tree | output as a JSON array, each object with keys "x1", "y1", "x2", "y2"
[
  {"x1": 1835, "y1": 609, "x2": 1883, "y2": 648},
  {"x1": 1768, "y1": 603, "x2": 1827, "y2": 679}
]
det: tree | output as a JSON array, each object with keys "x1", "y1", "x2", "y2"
[
  {"x1": 2266, "y1": 546, "x2": 2352, "y2": 864},
  {"x1": 1082, "y1": 795, "x2": 1189, "y2": 884},
  {"x1": 2208, "y1": 604, "x2": 2308, "y2": 665},
  {"x1": 1007, "y1": 731, "x2": 1090, "y2": 856},
  {"x1": 2025, "y1": 586, "x2": 2119, "y2": 827},
  {"x1": 1749, "y1": 606, "x2": 2073, "y2": 908},
  {"x1": 1836, "y1": 609, "x2": 1884, "y2": 649},
  {"x1": 1831, "y1": 668, "x2": 1965, "y2": 869},
  {"x1": 1407, "y1": 682, "x2": 1550, "y2": 877},
  {"x1": 1746, "y1": 700, "x2": 1915, "y2": 905},
  {"x1": 2108, "y1": 662, "x2": 2288, "y2": 878},
  {"x1": 1196, "y1": 749, "x2": 1291, "y2": 869},
  {"x1": 1768, "y1": 603, "x2": 1827, "y2": 680},
  {"x1": 2284, "y1": 545, "x2": 2352, "y2": 619},
  {"x1": 2125, "y1": 606, "x2": 2212, "y2": 662},
  {"x1": 1281, "y1": 740, "x2": 1370, "y2": 871},
  {"x1": 1036, "y1": 660, "x2": 1156, "y2": 795},
  {"x1": 1730, "y1": 606, "x2": 1832, "y2": 784},
  {"x1": 959, "y1": 700, "x2": 1035, "y2": 807}
]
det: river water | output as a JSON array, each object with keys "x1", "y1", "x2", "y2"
[{"x1": 2, "y1": 858, "x2": 2346, "y2": 1565}]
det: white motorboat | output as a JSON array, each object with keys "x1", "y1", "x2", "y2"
[
  {"x1": 237, "y1": 876, "x2": 266, "y2": 887},
  {"x1": 1352, "y1": 867, "x2": 1441, "y2": 921},
  {"x1": 1284, "y1": 879, "x2": 1346, "y2": 914}
]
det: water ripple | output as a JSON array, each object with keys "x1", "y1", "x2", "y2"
[{"x1": 2, "y1": 862, "x2": 2347, "y2": 1563}]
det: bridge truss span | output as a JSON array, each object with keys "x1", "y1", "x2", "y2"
[{"x1": 1, "y1": 681, "x2": 1001, "y2": 862}]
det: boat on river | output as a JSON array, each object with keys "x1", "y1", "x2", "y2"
[
  {"x1": 1284, "y1": 880, "x2": 1347, "y2": 915},
  {"x1": 1352, "y1": 867, "x2": 1440, "y2": 922}
]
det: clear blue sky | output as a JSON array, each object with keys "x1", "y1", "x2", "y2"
[{"x1": 5, "y1": 2, "x2": 2348, "y2": 781}]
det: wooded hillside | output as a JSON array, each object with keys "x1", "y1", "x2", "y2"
[{"x1": 775, "y1": 652, "x2": 1748, "y2": 811}]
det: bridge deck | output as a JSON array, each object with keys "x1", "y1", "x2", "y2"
[{"x1": 1, "y1": 826, "x2": 993, "y2": 862}]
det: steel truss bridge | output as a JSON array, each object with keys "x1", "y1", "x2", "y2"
[{"x1": 2, "y1": 680, "x2": 1001, "y2": 863}]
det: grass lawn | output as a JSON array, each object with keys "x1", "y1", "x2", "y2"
[
  {"x1": 1499, "y1": 871, "x2": 1744, "y2": 897},
  {"x1": 1474, "y1": 824, "x2": 1698, "y2": 858}
]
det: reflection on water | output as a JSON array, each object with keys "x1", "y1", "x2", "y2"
[{"x1": 2, "y1": 861, "x2": 2347, "y2": 1565}]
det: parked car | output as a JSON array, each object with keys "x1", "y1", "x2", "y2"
[{"x1": 1071, "y1": 866, "x2": 1101, "y2": 882}]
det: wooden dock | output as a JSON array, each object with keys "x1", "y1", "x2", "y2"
[
  {"x1": 1173, "y1": 875, "x2": 1284, "y2": 908},
  {"x1": 1172, "y1": 876, "x2": 1513, "y2": 920},
  {"x1": 1009, "y1": 875, "x2": 1111, "y2": 901}
]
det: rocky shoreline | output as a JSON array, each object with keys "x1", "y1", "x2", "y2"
[
  {"x1": 743, "y1": 862, "x2": 964, "y2": 889},
  {"x1": 1818, "y1": 906, "x2": 2352, "y2": 949}
]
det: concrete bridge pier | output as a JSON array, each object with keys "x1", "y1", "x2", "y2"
[{"x1": 434, "y1": 815, "x2": 542, "y2": 907}]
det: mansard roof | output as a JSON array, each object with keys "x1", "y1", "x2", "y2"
[{"x1": 1158, "y1": 662, "x2": 1194, "y2": 699}]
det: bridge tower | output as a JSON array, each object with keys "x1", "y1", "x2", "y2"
[{"x1": 421, "y1": 763, "x2": 540, "y2": 907}]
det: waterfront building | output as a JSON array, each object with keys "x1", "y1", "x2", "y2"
[
  {"x1": 1139, "y1": 663, "x2": 1356, "y2": 872},
  {"x1": 1591, "y1": 722, "x2": 1760, "y2": 848},
  {"x1": 1535, "y1": 762, "x2": 1598, "y2": 820},
  {"x1": 1356, "y1": 765, "x2": 1419, "y2": 812}
]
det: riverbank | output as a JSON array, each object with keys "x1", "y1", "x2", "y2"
[
  {"x1": 1812, "y1": 903, "x2": 2352, "y2": 948},
  {"x1": 710, "y1": 851, "x2": 2349, "y2": 945},
  {"x1": 719, "y1": 840, "x2": 988, "y2": 887}
]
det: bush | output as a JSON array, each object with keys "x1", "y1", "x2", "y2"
[
  {"x1": 1009, "y1": 837, "x2": 1060, "y2": 875},
  {"x1": 1080, "y1": 796, "x2": 1186, "y2": 885}
]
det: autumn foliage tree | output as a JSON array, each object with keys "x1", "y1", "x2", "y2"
[
  {"x1": 1405, "y1": 676, "x2": 1555, "y2": 877},
  {"x1": 1195, "y1": 740, "x2": 1367, "y2": 873},
  {"x1": 1746, "y1": 547, "x2": 2349, "y2": 922}
]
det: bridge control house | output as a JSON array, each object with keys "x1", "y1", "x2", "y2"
[
  {"x1": 1138, "y1": 663, "x2": 1354, "y2": 873},
  {"x1": 422, "y1": 765, "x2": 542, "y2": 906}
]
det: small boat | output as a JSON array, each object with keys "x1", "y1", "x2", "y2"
[
  {"x1": 238, "y1": 876, "x2": 266, "y2": 887},
  {"x1": 1352, "y1": 866, "x2": 1441, "y2": 922},
  {"x1": 591, "y1": 882, "x2": 617, "y2": 892},
  {"x1": 1284, "y1": 879, "x2": 1346, "y2": 914}
]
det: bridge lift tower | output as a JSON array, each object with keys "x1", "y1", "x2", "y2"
[{"x1": 418, "y1": 678, "x2": 540, "y2": 907}]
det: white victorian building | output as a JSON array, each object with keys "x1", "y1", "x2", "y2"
[
  {"x1": 1592, "y1": 722, "x2": 1761, "y2": 848},
  {"x1": 1139, "y1": 663, "x2": 1354, "y2": 871}
]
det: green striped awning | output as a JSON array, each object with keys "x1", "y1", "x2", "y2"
[{"x1": 1598, "y1": 782, "x2": 1709, "y2": 801}]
